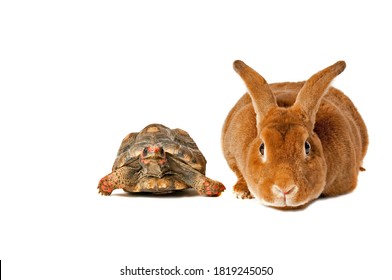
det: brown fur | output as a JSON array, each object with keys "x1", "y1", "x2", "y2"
[{"x1": 221, "y1": 61, "x2": 368, "y2": 208}]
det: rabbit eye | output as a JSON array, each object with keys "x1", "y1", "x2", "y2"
[
  {"x1": 305, "y1": 141, "x2": 311, "y2": 155},
  {"x1": 259, "y1": 143, "x2": 265, "y2": 156}
]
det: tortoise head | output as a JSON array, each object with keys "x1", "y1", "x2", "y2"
[{"x1": 140, "y1": 145, "x2": 169, "y2": 177}]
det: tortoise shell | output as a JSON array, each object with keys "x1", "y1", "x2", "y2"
[{"x1": 98, "y1": 124, "x2": 225, "y2": 196}]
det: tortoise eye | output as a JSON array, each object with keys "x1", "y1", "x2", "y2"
[
  {"x1": 142, "y1": 147, "x2": 148, "y2": 157},
  {"x1": 305, "y1": 141, "x2": 311, "y2": 155},
  {"x1": 259, "y1": 143, "x2": 265, "y2": 156}
]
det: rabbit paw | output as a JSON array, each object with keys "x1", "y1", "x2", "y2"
[
  {"x1": 235, "y1": 190, "x2": 254, "y2": 199},
  {"x1": 233, "y1": 181, "x2": 254, "y2": 199}
]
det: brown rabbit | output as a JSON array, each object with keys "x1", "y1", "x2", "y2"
[{"x1": 221, "y1": 60, "x2": 368, "y2": 208}]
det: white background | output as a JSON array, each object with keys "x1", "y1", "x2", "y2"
[{"x1": 1, "y1": 1, "x2": 391, "y2": 279}]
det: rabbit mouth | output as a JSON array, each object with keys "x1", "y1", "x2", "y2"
[
  {"x1": 259, "y1": 185, "x2": 308, "y2": 208},
  {"x1": 261, "y1": 199, "x2": 308, "y2": 209},
  {"x1": 266, "y1": 185, "x2": 304, "y2": 208},
  {"x1": 261, "y1": 197, "x2": 306, "y2": 208},
  {"x1": 259, "y1": 186, "x2": 322, "y2": 208}
]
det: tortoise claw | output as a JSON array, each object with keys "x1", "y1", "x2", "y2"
[
  {"x1": 198, "y1": 179, "x2": 226, "y2": 197},
  {"x1": 97, "y1": 177, "x2": 114, "y2": 196}
]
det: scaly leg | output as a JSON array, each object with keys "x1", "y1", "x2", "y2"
[
  {"x1": 167, "y1": 155, "x2": 225, "y2": 196},
  {"x1": 98, "y1": 163, "x2": 140, "y2": 196}
]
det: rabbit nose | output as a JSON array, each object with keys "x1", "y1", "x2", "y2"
[{"x1": 272, "y1": 185, "x2": 298, "y2": 196}]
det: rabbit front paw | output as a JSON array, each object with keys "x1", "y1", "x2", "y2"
[{"x1": 233, "y1": 181, "x2": 254, "y2": 199}]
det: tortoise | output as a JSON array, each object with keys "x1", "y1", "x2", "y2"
[{"x1": 98, "y1": 123, "x2": 225, "y2": 196}]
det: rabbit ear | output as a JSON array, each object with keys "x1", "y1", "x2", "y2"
[
  {"x1": 293, "y1": 61, "x2": 346, "y2": 124},
  {"x1": 233, "y1": 60, "x2": 277, "y2": 129}
]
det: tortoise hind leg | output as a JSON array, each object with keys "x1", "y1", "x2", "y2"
[
  {"x1": 98, "y1": 165, "x2": 139, "y2": 195},
  {"x1": 167, "y1": 155, "x2": 225, "y2": 196}
]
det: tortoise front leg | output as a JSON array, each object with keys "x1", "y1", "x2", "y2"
[
  {"x1": 167, "y1": 156, "x2": 225, "y2": 196},
  {"x1": 98, "y1": 159, "x2": 141, "y2": 195}
]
